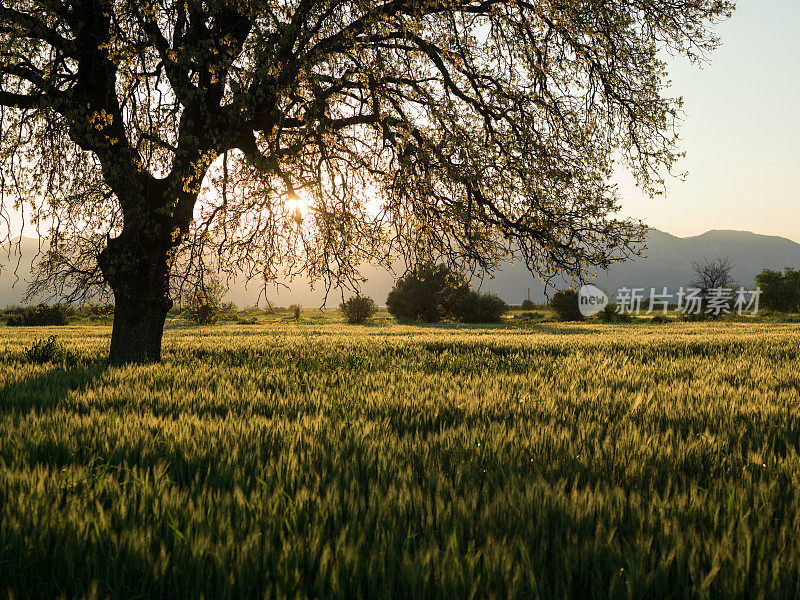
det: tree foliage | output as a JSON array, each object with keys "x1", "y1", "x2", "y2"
[
  {"x1": 386, "y1": 264, "x2": 469, "y2": 322},
  {"x1": 386, "y1": 264, "x2": 508, "y2": 323},
  {"x1": 5, "y1": 304, "x2": 70, "y2": 326},
  {"x1": 0, "y1": 0, "x2": 734, "y2": 359},
  {"x1": 756, "y1": 268, "x2": 800, "y2": 313},
  {"x1": 550, "y1": 289, "x2": 583, "y2": 322},
  {"x1": 340, "y1": 295, "x2": 377, "y2": 324},
  {"x1": 453, "y1": 291, "x2": 508, "y2": 323},
  {"x1": 598, "y1": 301, "x2": 630, "y2": 323},
  {"x1": 690, "y1": 257, "x2": 736, "y2": 295},
  {"x1": 182, "y1": 276, "x2": 226, "y2": 324}
]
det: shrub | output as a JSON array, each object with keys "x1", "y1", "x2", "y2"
[
  {"x1": 1, "y1": 305, "x2": 23, "y2": 322},
  {"x1": 6, "y1": 304, "x2": 70, "y2": 326},
  {"x1": 598, "y1": 302, "x2": 631, "y2": 323},
  {"x1": 517, "y1": 311, "x2": 544, "y2": 323},
  {"x1": 239, "y1": 305, "x2": 263, "y2": 314},
  {"x1": 214, "y1": 302, "x2": 239, "y2": 321},
  {"x1": 289, "y1": 304, "x2": 302, "y2": 320},
  {"x1": 386, "y1": 264, "x2": 469, "y2": 322},
  {"x1": 521, "y1": 299, "x2": 536, "y2": 310},
  {"x1": 550, "y1": 290, "x2": 583, "y2": 322},
  {"x1": 79, "y1": 303, "x2": 114, "y2": 317},
  {"x1": 651, "y1": 314, "x2": 672, "y2": 324},
  {"x1": 340, "y1": 296, "x2": 377, "y2": 324},
  {"x1": 72, "y1": 303, "x2": 114, "y2": 322},
  {"x1": 453, "y1": 291, "x2": 509, "y2": 323},
  {"x1": 24, "y1": 336, "x2": 74, "y2": 364},
  {"x1": 756, "y1": 268, "x2": 800, "y2": 313},
  {"x1": 183, "y1": 278, "x2": 226, "y2": 325},
  {"x1": 679, "y1": 312, "x2": 709, "y2": 322}
]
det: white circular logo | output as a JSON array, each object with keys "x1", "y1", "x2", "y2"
[{"x1": 578, "y1": 285, "x2": 609, "y2": 317}]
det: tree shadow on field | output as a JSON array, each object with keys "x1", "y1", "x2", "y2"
[{"x1": 0, "y1": 361, "x2": 110, "y2": 415}]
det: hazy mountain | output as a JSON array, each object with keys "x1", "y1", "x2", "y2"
[
  {"x1": 3, "y1": 229, "x2": 800, "y2": 308},
  {"x1": 479, "y1": 229, "x2": 800, "y2": 304},
  {"x1": 588, "y1": 230, "x2": 800, "y2": 298}
]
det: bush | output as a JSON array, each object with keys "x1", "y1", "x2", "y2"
[
  {"x1": 520, "y1": 299, "x2": 536, "y2": 310},
  {"x1": 651, "y1": 314, "x2": 672, "y2": 324},
  {"x1": 6, "y1": 304, "x2": 70, "y2": 327},
  {"x1": 679, "y1": 312, "x2": 709, "y2": 322},
  {"x1": 550, "y1": 290, "x2": 583, "y2": 322},
  {"x1": 453, "y1": 291, "x2": 509, "y2": 323},
  {"x1": 24, "y1": 336, "x2": 74, "y2": 364},
  {"x1": 289, "y1": 304, "x2": 302, "y2": 320},
  {"x1": 598, "y1": 302, "x2": 631, "y2": 323},
  {"x1": 214, "y1": 302, "x2": 239, "y2": 321},
  {"x1": 756, "y1": 268, "x2": 800, "y2": 313},
  {"x1": 386, "y1": 264, "x2": 469, "y2": 322},
  {"x1": 78, "y1": 303, "x2": 114, "y2": 317},
  {"x1": 517, "y1": 311, "x2": 545, "y2": 323},
  {"x1": 183, "y1": 278, "x2": 226, "y2": 325},
  {"x1": 340, "y1": 296, "x2": 377, "y2": 324}
]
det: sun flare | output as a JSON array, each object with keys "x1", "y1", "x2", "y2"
[{"x1": 286, "y1": 191, "x2": 311, "y2": 224}]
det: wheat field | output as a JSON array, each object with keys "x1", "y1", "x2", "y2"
[{"x1": 1, "y1": 320, "x2": 799, "y2": 599}]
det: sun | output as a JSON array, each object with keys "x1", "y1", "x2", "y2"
[{"x1": 287, "y1": 191, "x2": 311, "y2": 224}]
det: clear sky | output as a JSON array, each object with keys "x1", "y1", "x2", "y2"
[{"x1": 617, "y1": 0, "x2": 800, "y2": 243}]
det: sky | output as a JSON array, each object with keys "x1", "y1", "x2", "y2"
[{"x1": 616, "y1": 0, "x2": 800, "y2": 243}]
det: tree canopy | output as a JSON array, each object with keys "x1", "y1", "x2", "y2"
[{"x1": 0, "y1": 0, "x2": 733, "y2": 360}]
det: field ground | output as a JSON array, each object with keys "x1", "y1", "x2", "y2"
[{"x1": 2, "y1": 320, "x2": 800, "y2": 598}]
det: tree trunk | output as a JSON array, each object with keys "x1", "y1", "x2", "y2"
[
  {"x1": 108, "y1": 288, "x2": 171, "y2": 363},
  {"x1": 99, "y1": 232, "x2": 173, "y2": 363}
]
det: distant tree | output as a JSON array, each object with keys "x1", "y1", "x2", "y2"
[
  {"x1": 783, "y1": 268, "x2": 800, "y2": 311},
  {"x1": 687, "y1": 257, "x2": 736, "y2": 317},
  {"x1": 453, "y1": 291, "x2": 509, "y2": 323},
  {"x1": 690, "y1": 257, "x2": 736, "y2": 294},
  {"x1": 521, "y1": 299, "x2": 536, "y2": 311},
  {"x1": 289, "y1": 304, "x2": 302, "y2": 321},
  {"x1": 550, "y1": 290, "x2": 584, "y2": 322},
  {"x1": 6, "y1": 304, "x2": 70, "y2": 327},
  {"x1": 340, "y1": 296, "x2": 377, "y2": 324},
  {"x1": 78, "y1": 303, "x2": 115, "y2": 318},
  {"x1": 598, "y1": 302, "x2": 630, "y2": 323},
  {"x1": 183, "y1": 277, "x2": 225, "y2": 325},
  {"x1": 0, "y1": 0, "x2": 733, "y2": 361},
  {"x1": 386, "y1": 265, "x2": 469, "y2": 323},
  {"x1": 756, "y1": 268, "x2": 800, "y2": 312}
]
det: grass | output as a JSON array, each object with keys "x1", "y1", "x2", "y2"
[{"x1": 1, "y1": 320, "x2": 800, "y2": 598}]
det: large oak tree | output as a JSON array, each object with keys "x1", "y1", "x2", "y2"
[{"x1": 0, "y1": 0, "x2": 732, "y2": 361}]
